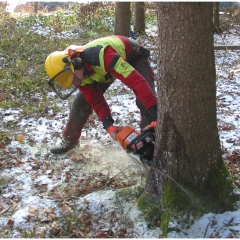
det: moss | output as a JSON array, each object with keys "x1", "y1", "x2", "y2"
[
  {"x1": 160, "y1": 210, "x2": 171, "y2": 236},
  {"x1": 203, "y1": 158, "x2": 240, "y2": 212},
  {"x1": 162, "y1": 181, "x2": 191, "y2": 212},
  {"x1": 137, "y1": 192, "x2": 161, "y2": 227},
  {"x1": 160, "y1": 181, "x2": 207, "y2": 236},
  {"x1": 158, "y1": 158, "x2": 240, "y2": 236},
  {"x1": 118, "y1": 158, "x2": 240, "y2": 237},
  {"x1": 116, "y1": 184, "x2": 145, "y2": 202}
]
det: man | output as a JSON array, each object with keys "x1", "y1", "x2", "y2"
[{"x1": 45, "y1": 35, "x2": 157, "y2": 154}]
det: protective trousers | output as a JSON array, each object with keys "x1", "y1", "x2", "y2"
[
  {"x1": 62, "y1": 82, "x2": 112, "y2": 142},
  {"x1": 62, "y1": 57, "x2": 155, "y2": 142}
]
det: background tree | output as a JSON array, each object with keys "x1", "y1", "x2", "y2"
[
  {"x1": 134, "y1": 2, "x2": 145, "y2": 35},
  {"x1": 114, "y1": 2, "x2": 131, "y2": 36},
  {"x1": 34, "y1": 2, "x2": 39, "y2": 14},
  {"x1": 137, "y1": 2, "x2": 239, "y2": 234},
  {"x1": 214, "y1": 2, "x2": 221, "y2": 34},
  {"x1": 0, "y1": 1, "x2": 7, "y2": 10}
]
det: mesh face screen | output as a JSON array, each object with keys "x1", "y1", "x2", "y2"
[{"x1": 48, "y1": 69, "x2": 77, "y2": 100}]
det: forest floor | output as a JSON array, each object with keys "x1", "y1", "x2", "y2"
[{"x1": 0, "y1": 24, "x2": 240, "y2": 237}]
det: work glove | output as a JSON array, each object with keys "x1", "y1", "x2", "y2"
[
  {"x1": 102, "y1": 116, "x2": 114, "y2": 130},
  {"x1": 143, "y1": 105, "x2": 158, "y2": 131},
  {"x1": 102, "y1": 116, "x2": 123, "y2": 139},
  {"x1": 107, "y1": 125, "x2": 124, "y2": 140},
  {"x1": 148, "y1": 105, "x2": 157, "y2": 121}
]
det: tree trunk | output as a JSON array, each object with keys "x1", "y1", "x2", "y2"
[
  {"x1": 34, "y1": 2, "x2": 39, "y2": 14},
  {"x1": 213, "y1": 2, "x2": 221, "y2": 34},
  {"x1": 0, "y1": 2, "x2": 7, "y2": 11},
  {"x1": 134, "y1": 2, "x2": 145, "y2": 35},
  {"x1": 137, "y1": 2, "x2": 239, "y2": 234},
  {"x1": 114, "y1": 2, "x2": 131, "y2": 36}
]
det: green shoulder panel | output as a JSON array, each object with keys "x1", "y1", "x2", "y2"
[
  {"x1": 80, "y1": 36, "x2": 128, "y2": 86},
  {"x1": 84, "y1": 36, "x2": 127, "y2": 59}
]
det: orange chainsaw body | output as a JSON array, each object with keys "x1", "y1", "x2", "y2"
[
  {"x1": 115, "y1": 125, "x2": 155, "y2": 165},
  {"x1": 115, "y1": 126, "x2": 143, "y2": 151}
]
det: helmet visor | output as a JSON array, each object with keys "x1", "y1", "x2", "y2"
[
  {"x1": 48, "y1": 68, "x2": 78, "y2": 100},
  {"x1": 48, "y1": 78, "x2": 78, "y2": 100}
]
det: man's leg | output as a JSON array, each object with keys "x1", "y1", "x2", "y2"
[
  {"x1": 50, "y1": 91, "x2": 92, "y2": 154},
  {"x1": 132, "y1": 58, "x2": 156, "y2": 129},
  {"x1": 51, "y1": 81, "x2": 113, "y2": 154},
  {"x1": 63, "y1": 92, "x2": 92, "y2": 142},
  {"x1": 63, "y1": 81, "x2": 113, "y2": 141}
]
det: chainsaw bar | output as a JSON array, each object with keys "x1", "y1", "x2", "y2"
[{"x1": 127, "y1": 152, "x2": 153, "y2": 168}]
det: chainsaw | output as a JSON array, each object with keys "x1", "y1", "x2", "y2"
[{"x1": 114, "y1": 125, "x2": 155, "y2": 167}]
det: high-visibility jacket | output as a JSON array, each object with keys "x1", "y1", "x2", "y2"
[{"x1": 75, "y1": 35, "x2": 157, "y2": 121}]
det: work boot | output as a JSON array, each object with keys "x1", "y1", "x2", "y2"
[{"x1": 50, "y1": 138, "x2": 79, "y2": 154}]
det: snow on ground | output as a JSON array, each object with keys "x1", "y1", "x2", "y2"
[{"x1": 1, "y1": 29, "x2": 240, "y2": 237}]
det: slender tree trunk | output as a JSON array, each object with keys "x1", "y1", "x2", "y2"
[
  {"x1": 34, "y1": 2, "x2": 39, "y2": 14},
  {"x1": 137, "y1": 2, "x2": 239, "y2": 234},
  {"x1": 114, "y1": 2, "x2": 131, "y2": 36},
  {"x1": 213, "y1": 2, "x2": 221, "y2": 34},
  {"x1": 0, "y1": 2, "x2": 7, "y2": 11},
  {"x1": 134, "y1": 2, "x2": 145, "y2": 35}
]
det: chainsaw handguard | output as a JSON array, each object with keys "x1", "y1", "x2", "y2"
[
  {"x1": 143, "y1": 121, "x2": 157, "y2": 131},
  {"x1": 125, "y1": 129, "x2": 155, "y2": 161}
]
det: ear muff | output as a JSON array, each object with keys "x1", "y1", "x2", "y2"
[{"x1": 72, "y1": 57, "x2": 83, "y2": 70}]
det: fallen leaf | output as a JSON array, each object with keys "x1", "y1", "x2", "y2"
[
  {"x1": 83, "y1": 219, "x2": 91, "y2": 226},
  {"x1": 58, "y1": 203, "x2": 73, "y2": 216},
  {"x1": 51, "y1": 226, "x2": 62, "y2": 236},
  {"x1": 45, "y1": 114, "x2": 51, "y2": 119},
  {"x1": 7, "y1": 219, "x2": 14, "y2": 226},
  {"x1": 28, "y1": 206, "x2": 39, "y2": 217},
  {"x1": 35, "y1": 227, "x2": 47, "y2": 238},
  {"x1": 16, "y1": 134, "x2": 25, "y2": 142},
  {"x1": 14, "y1": 158, "x2": 22, "y2": 166},
  {"x1": 78, "y1": 213, "x2": 84, "y2": 221},
  {"x1": 8, "y1": 201, "x2": 18, "y2": 214},
  {"x1": 95, "y1": 230, "x2": 108, "y2": 238},
  {"x1": 0, "y1": 143, "x2": 6, "y2": 149},
  {"x1": 121, "y1": 228, "x2": 127, "y2": 234}
]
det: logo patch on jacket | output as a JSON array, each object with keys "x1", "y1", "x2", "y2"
[{"x1": 114, "y1": 58, "x2": 134, "y2": 78}]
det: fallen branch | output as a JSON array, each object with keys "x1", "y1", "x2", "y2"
[{"x1": 147, "y1": 45, "x2": 240, "y2": 51}]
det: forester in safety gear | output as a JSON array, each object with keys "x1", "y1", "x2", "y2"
[{"x1": 45, "y1": 35, "x2": 158, "y2": 154}]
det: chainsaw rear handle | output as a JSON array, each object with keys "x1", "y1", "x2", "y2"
[{"x1": 125, "y1": 129, "x2": 155, "y2": 154}]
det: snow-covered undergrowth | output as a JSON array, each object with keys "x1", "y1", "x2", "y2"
[{"x1": 0, "y1": 27, "x2": 240, "y2": 237}]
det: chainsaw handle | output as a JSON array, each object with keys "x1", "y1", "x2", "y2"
[{"x1": 125, "y1": 130, "x2": 155, "y2": 153}]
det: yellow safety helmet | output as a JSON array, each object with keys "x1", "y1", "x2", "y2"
[{"x1": 45, "y1": 51, "x2": 74, "y2": 89}]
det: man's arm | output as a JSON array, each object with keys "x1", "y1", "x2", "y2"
[
  {"x1": 79, "y1": 84, "x2": 111, "y2": 121},
  {"x1": 103, "y1": 46, "x2": 157, "y2": 110}
]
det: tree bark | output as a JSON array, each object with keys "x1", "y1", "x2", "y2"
[
  {"x1": 147, "y1": 45, "x2": 240, "y2": 51},
  {"x1": 138, "y1": 2, "x2": 239, "y2": 234},
  {"x1": 114, "y1": 2, "x2": 131, "y2": 36},
  {"x1": 34, "y1": 2, "x2": 39, "y2": 14},
  {"x1": 213, "y1": 2, "x2": 221, "y2": 34},
  {"x1": 0, "y1": 2, "x2": 7, "y2": 11},
  {"x1": 134, "y1": 2, "x2": 145, "y2": 35}
]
